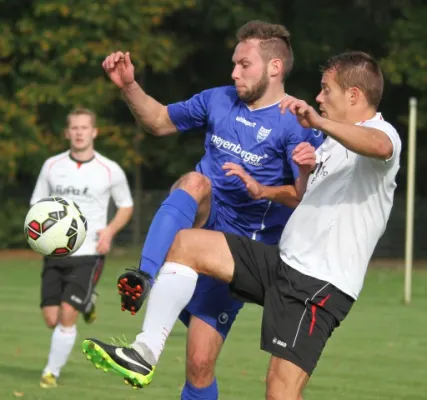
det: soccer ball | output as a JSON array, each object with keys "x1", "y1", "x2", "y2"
[{"x1": 24, "y1": 196, "x2": 88, "y2": 257}]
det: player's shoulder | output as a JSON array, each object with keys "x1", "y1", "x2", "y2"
[
  {"x1": 275, "y1": 107, "x2": 304, "y2": 133},
  {"x1": 274, "y1": 96, "x2": 300, "y2": 124},
  {"x1": 273, "y1": 108, "x2": 324, "y2": 147},
  {"x1": 363, "y1": 115, "x2": 398, "y2": 133},
  {"x1": 215, "y1": 85, "x2": 237, "y2": 96},
  {"x1": 94, "y1": 151, "x2": 126, "y2": 173},
  {"x1": 361, "y1": 114, "x2": 401, "y2": 144},
  {"x1": 204, "y1": 85, "x2": 238, "y2": 101},
  {"x1": 43, "y1": 151, "x2": 70, "y2": 167},
  {"x1": 94, "y1": 151, "x2": 119, "y2": 167}
]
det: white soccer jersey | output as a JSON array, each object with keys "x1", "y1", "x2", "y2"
[
  {"x1": 279, "y1": 113, "x2": 401, "y2": 299},
  {"x1": 30, "y1": 151, "x2": 133, "y2": 256}
]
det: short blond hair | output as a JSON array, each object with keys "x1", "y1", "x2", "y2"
[{"x1": 67, "y1": 108, "x2": 97, "y2": 127}]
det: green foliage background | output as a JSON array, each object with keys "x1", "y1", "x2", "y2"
[{"x1": 1, "y1": 0, "x2": 425, "y2": 247}]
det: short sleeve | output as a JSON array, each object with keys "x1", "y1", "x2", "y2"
[
  {"x1": 167, "y1": 88, "x2": 216, "y2": 133},
  {"x1": 279, "y1": 123, "x2": 320, "y2": 181},
  {"x1": 361, "y1": 119, "x2": 401, "y2": 166},
  {"x1": 110, "y1": 164, "x2": 134, "y2": 208},
  {"x1": 30, "y1": 161, "x2": 51, "y2": 205}
]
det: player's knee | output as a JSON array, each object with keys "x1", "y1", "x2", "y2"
[
  {"x1": 266, "y1": 387, "x2": 302, "y2": 400},
  {"x1": 186, "y1": 352, "x2": 216, "y2": 387},
  {"x1": 265, "y1": 374, "x2": 303, "y2": 400},
  {"x1": 266, "y1": 394, "x2": 302, "y2": 400},
  {"x1": 59, "y1": 302, "x2": 79, "y2": 326},
  {"x1": 44, "y1": 315, "x2": 58, "y2": 329},
  {"x1": 42, "y1": 307, "x2": 59, "y2": 328},
  {"x1": 175, "y1": 172, "x2": 211, "y2": 202}
]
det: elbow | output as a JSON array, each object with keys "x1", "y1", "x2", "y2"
[
  {"x1": 149, "y1": 120, "x2": 175, "y2": 137},
  {"x1": 147, "y1": 128, "x2": 162, "y2": 137},
  {"x1": 141, "y1": 126, "x2": 167, "y2": 137},
  {"x1": 120, "y1": 206, "x2": 134, "y2": 225},
  {"x1": 376, "y1": 140, "x2": 393, "y2": 160},
  {"x1": 149, "y1": 119, "x2": 164, "y2": 135},
  {"x1": 134, "y1": 116, "x2": 172, "y2": 137},
  {"x1": 375, "y1": 135, "x2": 394, "y2": 160},
  {"x1": 285, "y1": 194, "x2": 301, "y2": 209},
  {"x1": 151, "y1": 107, "x2": 176, "y2": 136},
  {"x1": 142, "y1": 124, "x2": 163, "y2": 136},
  {"x1": 294, "y1": 192, "x2": 303, "y2": 206},
  {"x1": 290, "y1": 198, "x2": 301, "y2": 208},
  {"x1": 153, "y1": 127, "x2": 174, "y2": 137}
]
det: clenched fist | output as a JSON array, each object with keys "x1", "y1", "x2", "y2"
[{"x1": 292, "y1": 143, "x2": 317, "y2": 175}]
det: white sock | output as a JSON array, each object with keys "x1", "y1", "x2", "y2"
[
  {"x1": 132, "y1": 262, "x2": 198, "y2": 365},
  {"x1": 43, "y1": 324, "x2": 77, "y2": 378}
]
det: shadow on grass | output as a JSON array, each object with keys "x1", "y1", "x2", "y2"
[{"x1": 0, "y1": 362, "x2": 41, "y2": 381}]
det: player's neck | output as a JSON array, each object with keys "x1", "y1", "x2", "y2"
[
  {"x1": 346, "y1": 107, "x2": 378, "y2": 124},
  {"x1": 70, "y1": 148, "x2": 95, "y2": 163},
  {"x1": 246, "y1": 87, "x2": 286, "y2": 111}
]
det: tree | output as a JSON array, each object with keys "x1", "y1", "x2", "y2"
[
  {"x1": 0, "y1": 0, "x2": 195, "y2": 183},
  {"x1": 381, "y1": 4, "x2": 427, "y2": 127},
  {"x1": 381, "y1": 3, "x2": 427, "y2": 194}
]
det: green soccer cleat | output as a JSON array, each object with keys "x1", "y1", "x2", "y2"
[{"x1": 81, "y1": 338, "x2": 155, "y2": 389}]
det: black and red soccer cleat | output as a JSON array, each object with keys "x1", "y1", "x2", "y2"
[{"x1": 117, "y1": 268, "x2": 152, "y2": 315}]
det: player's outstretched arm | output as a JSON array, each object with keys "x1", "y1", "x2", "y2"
[
  {"x1": 313, "y1": 119, "x2": 393, "y2": 160},
  {"x1": 280, "y1": 96, "x2": 393, "y2": 160},
  {"x1": 222, "y1": 162, "x2": 300, "y2": 208},
  {"x1": 102, "y1": 52, "x2": 177, "y2": 136}
]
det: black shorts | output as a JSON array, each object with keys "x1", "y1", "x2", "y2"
[
  {"x1": 40, "y1": 255, "x2": 105, "y2": 313},
  {"x1": 225, "y1": 234, "x2": 354, "y2": 376}
]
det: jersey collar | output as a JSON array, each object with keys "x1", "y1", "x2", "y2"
[
  {"x1": 357, "y1": 112, "x2": 383, "y2": 125},
  {"x1": 244, "y1": 95, "x2": 288, "y2": 112},
  {"x1": 68, "y1": 151, "x2": 95, "y2": 164}
]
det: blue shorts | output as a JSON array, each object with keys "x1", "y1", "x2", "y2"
[{"x1": 178, "y1": 194, "x2": 245, "y2": 340}]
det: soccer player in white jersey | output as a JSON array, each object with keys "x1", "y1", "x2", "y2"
[
  {"x1": 31, "y1": 108, "x2": 134, "y2": 388},
  {"x1": 82, "y1": 51, "x2": 400, "y2": 398}
]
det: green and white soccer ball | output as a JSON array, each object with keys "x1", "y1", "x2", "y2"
[{"x1": 24, "y1": 196, "x2": 88, "y2": 257}]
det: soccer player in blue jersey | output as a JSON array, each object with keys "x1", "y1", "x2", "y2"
[{"x1": 82, "y1": 20, "x2": 323, "y2": 397}]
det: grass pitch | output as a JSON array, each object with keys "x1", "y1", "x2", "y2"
[{"x1": 0, "y1": 253, "x2": 426, "y2": 399}]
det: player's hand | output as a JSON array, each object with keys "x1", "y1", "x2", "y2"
[
  {"x1": 96, "y1": 227, "x2": 114, "y2": 255},
  {"x1": 102, "y1": 51, "x2": 135, "y2": 88},
  {"x1": 292, "y1": 143, "x2": 317, "y2": 175},
  {"x1": 279, "y1": 96, "x2": 324, "y2": 130},
  {"x1": 223, "y1": 162, "x2": 264, "y2": 200}
]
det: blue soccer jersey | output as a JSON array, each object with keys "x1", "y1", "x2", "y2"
[{"x1": 168, "y1": 85, "x2": 322, "y2": 244}]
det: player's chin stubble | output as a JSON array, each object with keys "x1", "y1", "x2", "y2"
[{"x1": 237, "y1": 70, "x2": 269, "y2": 105}]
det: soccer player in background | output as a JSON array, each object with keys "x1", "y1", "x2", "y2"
[
  {"x1": 31, "y1": 108, "x2": 134, "y2": 388},
  {"x1": 83, "y1": 51, "x2": 400, "y2": 399},
  {"x1": 82, "y1": 21, "x2": 323, "y2": 398}
]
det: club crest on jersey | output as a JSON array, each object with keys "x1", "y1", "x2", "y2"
[{"x1": 257, "y1": 126, "x2": 272, "y2": 142}]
